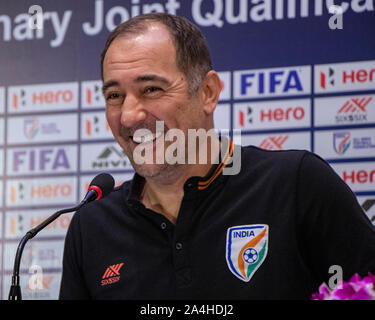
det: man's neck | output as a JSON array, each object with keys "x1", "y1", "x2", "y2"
[{"x1": 140, "y1": 136, "x2": 221, "y2": 224}]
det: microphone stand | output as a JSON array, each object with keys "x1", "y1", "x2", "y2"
[{"x1": 8, "y1": 200, "x2": 87, "y2": 300}]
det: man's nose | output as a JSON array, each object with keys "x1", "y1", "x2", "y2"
[{"x1": 120, "y1": 95, "x2": 147, "y2": 128}]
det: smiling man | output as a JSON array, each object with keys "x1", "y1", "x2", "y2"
[
  {"x1": 101, "y1": 15, "x2": 223, "y2": 223},
  {"x1": 59, "y1": 13, "x2": 375, "y2": 300}
]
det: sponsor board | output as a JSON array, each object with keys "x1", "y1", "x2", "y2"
[
  {"x1": 7, "y1": 145, "x2": 78, "y2": 175},
  {"x1": 314, "y1": 94, "x2": 375, "y2": 127},
  {"x1": 79, "y1": 172, "x2": 134, "y2": 200},
  {"x1": 315, "y1": 128, "x2": 375, "y2": 159},
  {"x1": 6, "y1": 176, "x2": 77, "y2": 207},
  {"x1": 218, "y1": 72, "x2": 231, "y2": 101},
  {"x1": 315, "y1": 60, "x2": 375, "y2": 94},
  {"x1": 4, "y1": 240, "x2": 65, "y2": 271},
  {"x1": 0, "y1": 87, "x2": 4, "y2": 114},
  {"x1": 241, "y1": 132, "x2": 311, "y2": 151},
  {"x1": 8, "y1": 82, "x2": 78, "y2": 113},
  {"x1": 234, "y1": 98, "x2": 310, "y2": 130},
  {"x1": 5, "y1": 209, "x2": 73, "y2": 239},
  {"x1": 214, "y1": 104, "x2": 231, "y2": 131},
  {"x1": 80, "y1": 142, "x2": 132, "y2": 172},
  {"x1": 81, "y1": 80, "x2": 105, "y2": 109},
  {"x1": 0, "y1": 147, "x2": 3, "y2": 174},
  {"x1": 0, "y1": 179, "x2": 3, "y2": 207},
  {"x1": 234, "y1": 65, "x2": 311, "y2": 99},
  {"x1": 357, "y1": 196, "x2": 375, "y2": 227},
  {"x1": 2, "y1": 271, "x2": 62, "y2": 300},
  {"x1": 331, "y1": 162, "x2": 375, "y2": 192},
  {"x1": 0, "y1": 117, "x2": 4, "y2": 145},
  {"x1": 7, "y1": 114, "x2": 78, "y2": 145},
  {"x1": 81, "y1": 112, "x2": 114, "y2": 140}
]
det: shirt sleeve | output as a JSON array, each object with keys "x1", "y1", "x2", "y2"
[
  {"x1": 59, "y1": 211, "x2": 91, "y2": 300},
  {"x1": 296, "y1": 151, "x2": 375, "y2": 287}
]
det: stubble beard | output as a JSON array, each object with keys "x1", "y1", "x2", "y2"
[{"x1": 121, "y1": 133, "x2": 185, "y2": 183}]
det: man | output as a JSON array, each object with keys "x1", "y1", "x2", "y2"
[{"x1": 59, "y1": 13, "x2": 375, "y2": 299}]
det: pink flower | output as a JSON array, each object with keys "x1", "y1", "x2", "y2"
[
  {"x1": 312, "y1": 273, "x2": 375, "y2": 300},
  {"x1": 312, "y1": 283, "x2": 331, "y2": 300}
]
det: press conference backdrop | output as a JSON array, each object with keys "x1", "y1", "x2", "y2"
[{"x1": 0, "y1": 0, "x2": 374, "y2": 299}]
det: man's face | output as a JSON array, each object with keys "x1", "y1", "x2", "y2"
[{"x1": 102, "y1": 23, "x2": 207, "y2": 179}]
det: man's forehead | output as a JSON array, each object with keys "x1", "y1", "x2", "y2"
[
  {"x1": 102, "y1": 26, "x2": 180, "y2": 84},
  {"x1": 104, "y1": 25, "x2": 176, "y2": 66},
  {"x1": 110, "y1": 22, "x2": 174, "y2": 51}
]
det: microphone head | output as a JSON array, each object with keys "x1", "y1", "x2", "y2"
[{"x1": 88, "y1": 173, "x2": 115, "y2": 200}]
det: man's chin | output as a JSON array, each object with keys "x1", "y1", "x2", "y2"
[{"x1": 131, "y1": 162, "x2": 171, "y2": 179}]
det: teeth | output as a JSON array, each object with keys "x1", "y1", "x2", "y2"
[{"x1": 132, "y1": 131, "x2": 163, "y2": 144}]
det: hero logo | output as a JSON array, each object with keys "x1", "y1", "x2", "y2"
[
  {"x1": 13, "y1": 89, "x2": 72, "y2": 107},
  {"x1": 10, "y1": 182, "x2": 72, "y2": 203},
  {"x1": 332, "y1": 163, "x2": 375, "y2": 192},
  {"x1": 320, "y1": 67, "x2": 335, "y2": 89},
  {"x1": 86, "y1": 116, "x2": 110, "y2": 136},
  {"x1": 9, "y1": 146, "x2": 76, "y2": 175},
  {"x1": 81, "y1": 80, "x2": 105, "y2": 108},
  {"x1": 7, "y1": 178, "x2": 76, "y2": 206},
  {"x1": 238, "y1": 104, "x2": 305, "y2": 128},
  {"x1": 238, "y1": 106, "x2": 253, "y2": 127},
  {"x1": 316, "y1": 60, "x2": 375, "y2": 93},
  {"x1": 9, "y1": 82, "x2": 78, "y2": 112},
  {"x1": 342, "y1": 169, "x2": 375, "y2": 186},
  {"x1": 82, "y1": 113, "x2": 112, "y2": 140},
  {"x1": 259, "y1": 135, "x2": 289, "y2": 150},
  {"x1": 9, "y1": 213, "x2": 71, "y2": 236},
  {"x1": 234, "y1": 66, "x2": 310, "y2": 99},
  {"x1": 336, "y1": 97, "x2": 372, "y2": 123}
]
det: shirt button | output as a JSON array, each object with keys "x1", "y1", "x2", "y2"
[
  {"x1": 175, "y1": 242, "x2": 183, "y2": 250},
  {"x1": 160, "y1": 222, "x2": 167, "y2": 230}
]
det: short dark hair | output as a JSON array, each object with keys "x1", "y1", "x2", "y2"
[{"x1": 100, "y1": 13, "x2": 213, "y2": 93}]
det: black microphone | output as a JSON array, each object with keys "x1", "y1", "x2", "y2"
[
  {"x1": 83, "y1": 172, "x2": 115, "y2": 203},
  {"x1": 8, "y1": 173, "x2": 115, "y2": 300}
]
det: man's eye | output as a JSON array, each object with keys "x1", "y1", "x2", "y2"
[
  {"x1": 106, "y1": 92, "x2": 119, "y2": 100},
  {"x1": 105, "y1": 92, "x2": 124, "y2": 104},
  {"x1": 144, "y1": 87, "x2": 162, "y2": 95}
]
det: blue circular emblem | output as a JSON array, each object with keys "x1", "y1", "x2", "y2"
[{"x1": 243, "y1": 248, "x2": 258, "y2": 264}]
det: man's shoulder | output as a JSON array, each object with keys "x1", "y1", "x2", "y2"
[
  {"x1": 240, "y1": 144, "x2": 310, "y2": 167},
  {"x1": 238, "y1": 144, "x2": 333, "y2": 184}
]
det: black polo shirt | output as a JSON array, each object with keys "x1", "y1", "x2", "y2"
[{"x1": 59, "y1": 143, "x2": 375, "y2": 299}]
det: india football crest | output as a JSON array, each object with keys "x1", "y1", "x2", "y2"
[{"x1": 226, "y1": 224, "x2": 269, "y2": 282}]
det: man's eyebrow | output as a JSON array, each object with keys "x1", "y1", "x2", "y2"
[
  {"x1": 135, "y1": 74, "x2": 171, "y2": 86},
  {"x1": 102, "y1": 80, "x2": 119, "y2": 95},
  {"x1": 102, "y1": 75, "x2": 171, "y2": 94}
]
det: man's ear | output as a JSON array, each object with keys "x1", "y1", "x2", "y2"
[{"x1": 200, "y1": 70, "x2": 222, "y2": 115}]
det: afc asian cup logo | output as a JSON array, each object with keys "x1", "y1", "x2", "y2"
[{"x1": 226, "y1": 224, "x2": 269, "y2": 282}]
